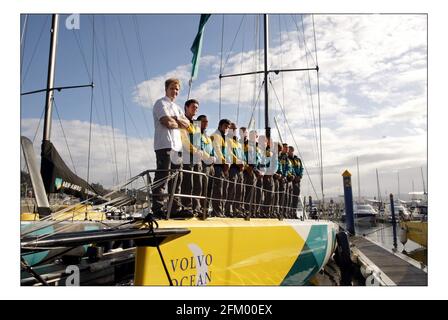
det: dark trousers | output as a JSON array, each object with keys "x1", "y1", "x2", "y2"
[
  {"x1": 224, "y1": 166, "x2": 243, "y2": 215},
  {"x1": 211, "y1": 165, "x2": 225, "y2": 216},
  {"x1": 181, "y1": 163, "x2": 202, "y2": 212},
  {"x1": 278, "y1": 178, "x2": 287, "y2": 217},
  {"x1": 200, "y1": 164, "x2": 213, "y2": 211},
  {"x1": 243, "y1": 169, "x2": 256, "y2": 213},
  {"x1": 234, "y1": 170, "x2": 244, "y2": 212},
  {"x1": 284, "y1": 181, "x2": 292, "y2": 217},
  {"x1": 262, "y1": 175, "x2": 274, "y2": 217},
  {"x1": 273, "y1": 178, "x2": 280, "y2": 215},
  {"x1": 254, "y1": 176, "x2": 263, "y2": 216},
  {"x1": 291, "y1": 180, "x2": 301, "y2": 218},
  {"x1": 152, "y1": 148, "x2": 182, "y2": 214}
]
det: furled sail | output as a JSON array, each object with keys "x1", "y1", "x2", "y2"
[{"x1": 40, "y1": 140, "x2": 102, "y2": 200}]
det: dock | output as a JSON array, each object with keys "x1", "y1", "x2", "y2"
[{"x1": 351, "y1": 236, "x2": 427, "y2": 286}]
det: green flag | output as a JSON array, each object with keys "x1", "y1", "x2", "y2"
[{"x1": 190, "y1": 14, "x2": 211, "y2": 80}]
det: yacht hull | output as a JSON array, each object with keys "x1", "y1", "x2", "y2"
[
  {"x1": 134, "y1": 218, "x2": 338, "y2": 286},
  {"x1": 401, "y1": 221, "x2": 427, "y2": 248}
]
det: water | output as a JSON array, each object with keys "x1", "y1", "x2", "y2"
[{"x1": 337, "y1": 221, "x2": 427, "y2": 266}]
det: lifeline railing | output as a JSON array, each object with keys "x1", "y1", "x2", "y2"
[{"x1": 140, "y1": 167, "x2": 305, "y2": 221}]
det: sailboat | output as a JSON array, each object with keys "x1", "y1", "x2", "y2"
[
  {"x1": 400, "y1": 168, "x2": 427, "y2": 248},
  {"x1": 21, "y1": 14, "x2": 339, "y2": 286},
  {"x1": 20, "y1": 14, "x2": 144, "y2": 271}
]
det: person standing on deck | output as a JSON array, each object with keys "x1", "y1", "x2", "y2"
[
  {"x1": 243, "y1": 130, "x2": 261, "y2": 215},
  {"x1": 224, "y1": 122, "x2": 245, "y2": 217},
  {"x1": 272, "y1": 142, "x2": 283, "y2": 218},
  {"x1": 180, "y1": 99, "x2": 202, "y2": 216},
  {"x1": 196, "y1": 114, "x2": 216, "y2": 215},
  {"x1": 277, "y1": 143, "x2": 293, "y2": 218},
  {"x1": 288, "y1": 146, "x2": 303, "y2": 218},
  {"x1": 210, "y1": 119, "x2": 231, "y2": 217},
  {"x1": 151, "y1": 78, "x2": 190, "y2": 219},
  {"x1": 259, "y1": 136, "x2": 277, "y2": 218}
]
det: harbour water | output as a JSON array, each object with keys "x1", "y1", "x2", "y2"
[{"x1": 351, "y1": 222, "x2": 427, "y2": 266}]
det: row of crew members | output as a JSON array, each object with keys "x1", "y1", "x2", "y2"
[
  {"x1": 181, "y1": 111, "x2": 304, "y2": 218},
  {"x1": 151, "y1": 77, "x2": 303, "y2": 219}
]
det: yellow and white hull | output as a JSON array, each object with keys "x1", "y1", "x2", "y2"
[
  {"x1": 401, "y1": 221, "x2": 427, "y2": 248},
  {"x1": 135, "y1": 218, "x2": 338, "y2": 286}
]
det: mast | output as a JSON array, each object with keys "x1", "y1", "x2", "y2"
[
  {"x1": 263, "y1": 14, "x2": 271, "y2": 139},
  {"x1": 376, "y1": 168, "x2": 382, "y2": 203},
  {"x1": 421, "y1": 166, "x2": 426, "y2": 195},
  {"x1": 42, "y1": 14, "x2": 59, "y2": 142},
  {"x1": 356, "y1": 157, "x2": 361, "y2": 203},
  {"x1": 397, "y1": 171, "x2": 400, "y2": 200}
]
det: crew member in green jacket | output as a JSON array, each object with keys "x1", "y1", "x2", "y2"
[
  {"x1": 224, "y1": 122, "x2": 245, "y2": 216},
  {"x1": 288, "y1": 145, "x2": 303, "y2": 218},
  {"x1": 277, "y1": 143, "x2": 293, "y2": 217},
  {"x1": 196, "y1": 114, "x2": 216, "y2": 215},
  {"x1": 243, "y1": 129, "x2": 261, "y2": 214}
]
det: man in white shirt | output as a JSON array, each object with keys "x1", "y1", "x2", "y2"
[{"x1": 152, "y1": 78, "x2": 190, "y2": 218}]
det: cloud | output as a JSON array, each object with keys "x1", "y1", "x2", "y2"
[
  {"x1": 21, "y1": 119, "x2": 155, "y2": 188},
  {"x1": 131, "y1": 14, "x2": 427, "y2": 197},
  {"x1": 132, "y1": 64, "x2": 192, "y2": 108}
]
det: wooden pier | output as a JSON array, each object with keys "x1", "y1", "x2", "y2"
[{"x1": 351, "y1": 236, "x2": 427, "y2": 286}]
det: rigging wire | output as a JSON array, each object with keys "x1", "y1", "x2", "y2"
[
  {"x1": 236, "y1": 18, "x2": 246, "y2": 124},
  {"x1": 89, "y1": 17, "x2": 152, "y2": 163},
  {"x1": 278, "y1": 15, "x2": 287, "y2": 142},
  {"x1": 20, "y1": 14, "x2": 29, "y2": 75},
  {"x1": 312, "y1": 14, "x2": 325, "y2": 203},
  {"x1": 222, "y1": 15, "x2": 246, "y2": 72},
  {"x1": 92, "y1": 99, "x2": 116, "y2": 174},
  {"x1": 258, "y1": 15, "x2": 263, "y2": 129},
  {"x1": 118, "y1": 17, "x2": 152, "y2": 139},
  {"x1": 282, "y1": 15, "x2": 320, "y2": 174},
  {"x1": 117, "y1": 43, "x2": 132, "y2": 185},
  {"x1": 22, "y1": 16, "x2": 50, "y2": 86},
  {"x1": 113, "y1": 18, "x2": 133, "y2": 186},
  {"x1": 282, "y1": 14, "x2": 320, "y2": 182},
  {"x1": 21, "y1": 107, "x2": 46, "y2": 173},
  {"x1": 92, "y1": 27, "x2": 117, "y2": 178},
  {"x1": 269, "y1": 79, "x2": 319, "y2": 200},
  {"x1": 21, "y1": 171, "x2": 175, "y2": 237},
  {"x1": 87, "y1": 15, "x2": 95, "y2": 184},
  {"x1": 251, "y1": 15, "x2": 259, "y2": 129},
  {"x1": 291, "y1": 14, "x2": 317, "y2": 67},
  {"x1": 300, "y1": 15, "x2": 321, "y2": 172},
  {"x1": 219, "y1": 15, "x2": 225, "y2": 119},
  {"x1": 71, "y1": 26, "x2": 92, "y2": 80},
  {"x1": 102, "y1": 16, "x2": 120, "y2": 186},
  {"x1": 20, "y1": 14, "x2": 28, "y2": 46},
  {"x1": 53, "y1": 98, "x2": 77, "y2": 175},
  {"x1": 30, "y1": 108, "x2": 46, "y2": 146},
  {"x1": 247, "y1": 81, "x2": 265, "y2": 128},
  {"x1": 132, "y1": 15, "x2": 153, "y2": 136}
]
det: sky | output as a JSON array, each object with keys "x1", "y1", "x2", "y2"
[
  {"x1": 20, "y1": 13, "x2": 427, "y2": 200},
  {"x1": 4, "y1": 0, "x2": 448, "y2": 301}
]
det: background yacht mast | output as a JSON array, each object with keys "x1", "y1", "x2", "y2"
[
  {"x1": 421, "y1": 166, "x2": 426, "y2": 195},
  {"x1": 376, "y1": 168, "x2": 382, "y2": 203},
  {"x1": 357, "y1": 157, "x2": 361, "y2": 203}
]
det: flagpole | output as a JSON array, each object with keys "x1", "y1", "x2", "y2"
[
  {"x1": 188, "y1": 78, "x2": 193, "y2": 100},
  {"x1": 189, "y1": 14, "x2": 211, "y2": 101}
]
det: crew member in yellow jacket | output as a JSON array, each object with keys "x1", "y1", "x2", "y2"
[
  {"x1": 180, "y1": 99, "x2": 202, "y2": 217},
  {"x1": 210, "y1": 119, "x2": 231, "y2": 217}
]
